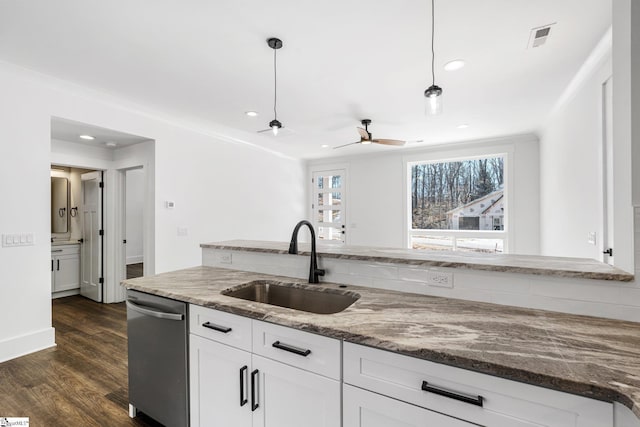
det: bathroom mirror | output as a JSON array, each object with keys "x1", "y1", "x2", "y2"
[{"x1": 51, "y1": 177, "x2": 69, "y2": 233}]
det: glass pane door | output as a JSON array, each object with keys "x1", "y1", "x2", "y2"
[{"x1": 312, "y1": 169, "x2": 345, "y2": 243}]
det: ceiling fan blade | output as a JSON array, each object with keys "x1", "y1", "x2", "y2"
[
  {"x1": 357, "y1": 127, "x2": 370, "y2": 140},
  {"x1": 333, "y1": 141, "x2": 361, "y2": 149},
  {"x1": 371, "y1": 138, "x2": 406, "y2": 146}
]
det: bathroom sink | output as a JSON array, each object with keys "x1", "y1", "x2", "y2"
[{"x1": 221, "y1": 280, "x2": 359, "y2": 314}]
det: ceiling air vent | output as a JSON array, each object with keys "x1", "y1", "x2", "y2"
[{"x1": 528, "y1": 23, "x2": 556, "y2": 49}]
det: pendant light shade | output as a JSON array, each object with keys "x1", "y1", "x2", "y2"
[
  {"x1": 268, "y1": 37, "x2": 283, "y2": 135},
  {"x1": 424, "y1": 84, "x2": 442, "y2": 115},
  {"x1": 424, "y1": 0, "x2": 443, "y2": 115}
]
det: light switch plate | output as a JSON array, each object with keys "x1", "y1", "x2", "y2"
[{"x1": 2, "y1": 233, "x2": 34, "y2": 247}]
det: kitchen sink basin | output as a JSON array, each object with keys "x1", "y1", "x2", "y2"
[{"x1": 221, "y1": 280, "x2": 360, "y2": 314}]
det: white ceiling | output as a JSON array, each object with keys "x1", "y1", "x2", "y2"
[
  {"x1": 0, "y1": 0, "x2": 611, "y2": 159},
  {"x1": 51, "y1": 117, "x2": 151, "y2": 148}
]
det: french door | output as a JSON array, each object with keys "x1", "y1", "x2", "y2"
[{"x1": 311, "y1": 169, "x2": 346, "y2": 244}]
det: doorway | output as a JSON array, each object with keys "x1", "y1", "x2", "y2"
[
  {"x1": 124, "y1": 167, "x2": 145, "y2": 279},
  {"x1": 51, "y1": 117, "x2": 156, "y2": 305}
]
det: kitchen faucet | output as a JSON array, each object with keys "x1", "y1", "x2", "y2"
[{"x1": 288, "y1": 220, "x2": 325, "y2": 283}]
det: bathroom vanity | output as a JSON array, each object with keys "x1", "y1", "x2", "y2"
[{"x1": 51, "y1": 242, "x2": 80, "y2": 297}]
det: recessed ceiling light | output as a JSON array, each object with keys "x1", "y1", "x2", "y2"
[
  {"x1": 79, "y1": 134, "x2": 95, "y2": 140},
  {"x1": 105, "y1": 141, "x2": 118, "y2": 148},
  {"x1": 444, "y1": 59, "x2": 465, "y2": 71},
  {"x1": 321, "y1": 144, "x2": 329, "y2": 148},
  {"x1": 457, "y1": 124, "x2": 470, "y2": 129},
  {"x1": 245, "y1": 111, "x2": 259, "y2": 117}
]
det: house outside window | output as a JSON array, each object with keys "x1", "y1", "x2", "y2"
[{"x1": 408, "y1": 155, "x2": 507, "y2": 253}]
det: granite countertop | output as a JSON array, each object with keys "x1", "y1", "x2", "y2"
[
  {"x1": 201, "y1": 240, "x2": 634, "y2": 282},
  {"x1": 51, "y1": 240, "x2": 80, "y2": 246},
  {"x1": 123, "y1": 266, "x2": 640, "y2": 418}
]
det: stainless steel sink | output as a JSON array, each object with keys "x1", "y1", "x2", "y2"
[{"x1": 221, "y1": 280, "x2": 360, "y2": 314}]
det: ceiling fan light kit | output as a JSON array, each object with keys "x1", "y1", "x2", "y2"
[
  {"x1": 269, "y1": 118, "x2": 282, "y2": 135},
  {"x1": 424, "y1": 0, "x2": 443, "y2": 115}
]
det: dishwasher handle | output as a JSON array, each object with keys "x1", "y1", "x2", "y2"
[{"x1": 126, "y1": 300, "x2": 184, "y2": 321}]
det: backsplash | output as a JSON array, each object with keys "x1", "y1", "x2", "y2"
[{"x1": 203, "y1": 248, "x2": 640, "y2": 322}]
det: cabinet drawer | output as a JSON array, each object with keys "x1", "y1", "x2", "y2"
[
  {"x1": 344, "y1": 383, "x2": 475, "y2": 427},
  {"x1": 252, "y1": 320, "x2": 341, "y2": 380},
  {"x1": 344, "y1": 342, "x2": 612, "y2": 427},
  {"x1": 189, "y1": 305, "x2": 252, "y2": 352},
  {"x1": 51, "y1": 244, "x2": 80, "y2": 256}
]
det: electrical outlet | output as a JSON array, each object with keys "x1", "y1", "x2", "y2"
[
  {"x1": 218, "y1": 253, "x2": 232, "y2": 264},
  {"x1": 427, "y1": 270, "x2": 453, "y2": 288},
  {"x1": 587, "y1": 232, "x2": 597, "y2": 245},
  {"x1": 177, "y1": 227, "x2": 188, "y2": 237}
]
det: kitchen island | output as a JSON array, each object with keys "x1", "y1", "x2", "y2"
[{"x1": 123, "y1": 265, "x2": 640, "y2": 423}]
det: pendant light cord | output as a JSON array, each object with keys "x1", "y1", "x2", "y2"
[
  {"x1": 273, "y1": 48, "x2": 278, "y2": 121},
  {"x1": 431, "y1": 0, "x2": 435, "y2": 86}
]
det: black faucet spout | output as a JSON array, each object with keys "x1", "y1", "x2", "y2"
[{"x1": 288, "y1": 220, "x2": 325, "y2": 283}]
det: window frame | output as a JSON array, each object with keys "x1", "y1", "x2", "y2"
[{"x1": 403, "y1": 147, "x2": 513, "y2": 253}]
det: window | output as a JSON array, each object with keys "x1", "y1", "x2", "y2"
[{"x1": 408, "y1": 155, "x2": 506, "y2": 253}]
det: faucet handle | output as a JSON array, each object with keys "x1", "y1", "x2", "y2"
[{"x1": 315, "y1": 269, "x2": 325, "y2": 277}]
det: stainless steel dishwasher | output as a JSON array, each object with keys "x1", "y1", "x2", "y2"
[{"x1": 126, "y1": 289, "x2": 189, "y2": 427}]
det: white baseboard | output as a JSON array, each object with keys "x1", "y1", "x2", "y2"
[
  {"x1": 126, "y1": 255, "x2": 143, "y2": 265},
  {"x1": 0, "y1": 327, "x2": 56, "y2": 363},
  {"x1": 52, "y1": 288, "x2": 80, "y2": 299}
]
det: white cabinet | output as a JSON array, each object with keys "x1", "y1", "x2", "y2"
[
  {"x1": 252, "y1": 354, "x2": 340, "y2": 427},
  {"x1": 189, "y1": 306, "x2": 341, "y2": 427},
  {"x1": 190, "y1": 334, "x2": 252, "y2": 427},
  {"x1": 51, "y1": 244, "x2": 80, "y2": 293},
  {"x1": 343, "y1": 342, "x2": 613, "y2": 427}
]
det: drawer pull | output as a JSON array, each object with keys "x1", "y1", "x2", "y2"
[
  {"x1": 251, "y1": 369, "x2": 259, "y2": 411},
  {"x1": 272, "y1": 340, "x2": 311, "y2": 357},
  {"x1": 239, "y1": 365, "x2": 248, "y2": 407},
  {"x1": 421, "y1": 381, "x2": 484, "y2": 407},
  {"x1": 202, "y1": 322, "x2": 232, "y2": 333}
]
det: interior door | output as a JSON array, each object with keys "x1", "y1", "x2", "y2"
[
  {"x1": 81, "y1": 171, "x2": 103, "y2": 302},
  {"x1": 602, "y1": 77, "x2": 614, "y2": 264},
  {"x1": 311, "y1": 169, "x2": 346, "y2": 244}
]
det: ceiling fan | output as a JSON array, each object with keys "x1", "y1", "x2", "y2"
[{"x1": 334, "y1": 119, "x2": 406, "y2": 149}]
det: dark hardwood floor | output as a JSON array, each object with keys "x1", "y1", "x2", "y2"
[
  {"x1": 0, "y1": 296, "x2": 164, "y2": 426},
  {"x1": 126, "y1": 263, "x2": 144, "y2": 279}
]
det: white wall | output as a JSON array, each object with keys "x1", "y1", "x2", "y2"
[
  {"x1": 539, "y1": 35, "x2": 612, "y2": 260},
  {"x1": 125, "y1": 168, "x2": 144, "y2": 264},
  {"x1": 308, "y1": 135, "x2": 540, "y2": 255},
  {"x1": 0, "y1": 60, "x2": 305, "y2": 362}
]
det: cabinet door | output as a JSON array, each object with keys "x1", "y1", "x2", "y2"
[
  {"x1": 344, "y1": 384, "x2": 476, "y2": 427},
  {"x1": 251, "y1": 354, "x2": 340, "y2": 427},
  {"x1": 54, "y1": 254, "x2": 80, "y2": 291},
  {"x1": 190, "y1": 334, "x2": 252, "y2": 427}
]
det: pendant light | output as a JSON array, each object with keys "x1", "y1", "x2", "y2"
[
  {"x1": 424, "y1": 0, "x2": 442, "y2": 115},
  {"x1": 267, "y1": 37, "x2": 283, "y2": 135}
]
